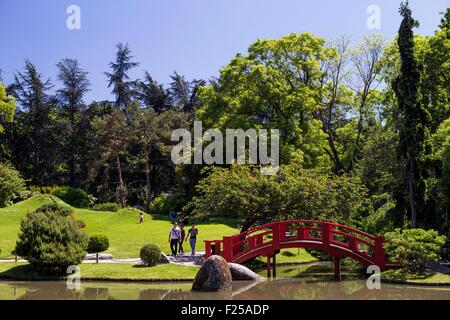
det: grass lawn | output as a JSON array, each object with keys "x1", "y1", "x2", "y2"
[
  {"x1": 382, "y1": 268, "x2": 450, "y2": 285},
  {"x1": 0, "y1": 262, "x2": 200, "y2": 281},
  {"x1": 0, "y1": 195, "x2": 238, "y2": 259},
  {"x1": 0, "y1": 195, "x2": 316, "y2": 264}
]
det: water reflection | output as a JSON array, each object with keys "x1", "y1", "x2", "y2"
[{"x1": 1, "y1": 264, "x2": 449, "y2": 300}]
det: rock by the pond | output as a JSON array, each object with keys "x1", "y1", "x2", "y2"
[
  {"x1": 192, "y1": 255, "x2": 232, "y2": 291},
  {"x1": 228, "y1": 263, "x2": 263, "y2": 281}
]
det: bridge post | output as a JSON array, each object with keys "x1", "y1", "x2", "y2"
[
  {"x1": 222, "y1": 236, "x2": 233, "y2": 262},
  {"x1": 204, "y1": 241, "x2": 211, "y2": 259},
  {"x1": 333, "y1": 256, "x2": 341, "y2": 281},
  {"x1": 272, "y1": 254, "x2": 277, "y2": 278},
  {"x1": 322, "y1": 222, "x2": 332, "y2": 253},
  {"x1": 266, "y1": 256, "x2": 271, "y2": 278},
  {"x1": 374, "y1": 236, "x2": 386, "y2": 270}
]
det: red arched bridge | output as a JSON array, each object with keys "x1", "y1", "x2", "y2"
[{"x1": 204, "y1": 220, "x2": 386, "y2": 278}]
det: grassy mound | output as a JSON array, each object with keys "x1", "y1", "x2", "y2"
[{"x1": 0, "y1": 195, "x2": 316, "y2": 263}]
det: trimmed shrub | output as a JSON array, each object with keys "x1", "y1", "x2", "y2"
[
  {"x1": 140, "y1": 244, "x2": 161, "y2": 266},
  {"x1": 384, "y1": 228, "x2": 446, "y2": 272},
  {"x1": 15, "y1": 206, "x2": 89, "y2": 274},
  {"x1": 87, "y1": 234, "x2": 110, "y2": 263},
  {"x1": 51, "y1": 186, "x2": 95, "y2": 208},
  {"x1": 0, "y1": 162, "x2": 26, "y2": 207},
  {"x1": 35, "y1": 203, "x2": 74, "y2": 217},
  {"x1": 92, "y1": 202, "x2": 120, "y2": 212}
]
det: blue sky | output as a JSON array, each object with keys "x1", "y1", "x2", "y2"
[{"x1": 0, "y1": 0, "x2": 449, "y2": 102}]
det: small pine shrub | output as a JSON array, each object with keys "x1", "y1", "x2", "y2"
[
  {"x1": 384, "y1": 228, "x2": 446, "y2": 272},
  {"x1": 140, "y1": 244, "x2": 161, "y2": 266},
  {"x1": 15, "y1": 207, "x2": 89, "y2": 274}
]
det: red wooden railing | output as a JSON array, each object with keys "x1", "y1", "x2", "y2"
[{"x1": 204, "y1": 220, "x2": 386, "y2": 270}]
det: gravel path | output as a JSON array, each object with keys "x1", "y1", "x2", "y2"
[{"x1": 0, "y1": 252, "x2": 205, "y2": 266}]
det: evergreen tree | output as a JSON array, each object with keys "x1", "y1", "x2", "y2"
[
  {"x1": 105, "y1": 43, "x2": 139, "y2": 110},
  {"x1": 134, "y1": 71, "x2": 169, "y2": 113},
  {"x1": 56, "y1": 58, "x2": 91, "y2": 186},
  {"x1": 393, "y1": 2, "x2": 431, "y2": 227},
  {"x1": 10, "y1": 61, "x2": 59, "y2": 185}
]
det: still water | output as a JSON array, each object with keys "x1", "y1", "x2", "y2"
[{"x1": 1, "y1": 264, "x2": 449, "y2": 300}]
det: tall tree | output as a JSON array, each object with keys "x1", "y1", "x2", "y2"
[
  {"x1": 56, "y1": 59, "x2": 90, "y2": 186},
  {"x1": 10, "y1": 61, "x2": 59, "y2": 185},
  {"x1": 90, "y1": 108, "x2": 129, "y2": 207},
  {"x1": 393, "y1": 2, "x2": 431, "y2": 227},
  {"x1": 105, "y1": 43, "x2": 139, "y2": 110}
]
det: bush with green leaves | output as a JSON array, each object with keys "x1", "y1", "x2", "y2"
[
  {"x1": 51, "y1": 186, "x2": 95, "y2": 208},
  {"x1": 92, "y1": 202, "x2": 120, "y2": 212},
  {"x1": 149, "y1": 191, "x2": 186, "y2": 216},
  {"x1": 87, "y1": 234, "x2": 110, "y2": 263},
  {"x1": 0, "y1": 162, "x2": 26, "y2": 207},
  {"x1": 15, "y1": 205, "x2": 89, "y2": 274},
  {"x1": 384, "y1": 228, "x2": 447, "y2": 272},
  {"x1": 140, "y1": 244, "x2": 161, "y2": 266}
]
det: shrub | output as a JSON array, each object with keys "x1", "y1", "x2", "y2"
[
  {"x1": 92, "y1": 202, "x2": 120, "y2": 212},
  {"x1": 87, "y1": 234, "x2": 110, "y2": 263},
  {"x1": 149, "y1": 191, "x2": 186, "y2": 216},
  {"x1": 15, "y1": 206, "x2": 89, "y2": 274},
  {"x1": 51, "y1": 186, "x2": 95, "y2": 208},
  {"x1": 0, "y1": 162, "x2": 26, "y2": 207},
  {"x1": 140, "y1": 244, "x2": 161, "y2": 266},
  {"x1": 384, "y1": 228, "x2": 447, "y2": 272},
  {"x1": 35, "y1": 203, "x2": 74, "y2": 217}
]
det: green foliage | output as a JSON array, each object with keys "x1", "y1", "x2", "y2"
[
  {"x1": 384, "y1": 228, "x2": 446, "y2": 272},
  {"x1": 15, "y1": 205, "x2": 89, "y2": 274},
  {"x1": 0, "y1": 82, "x2": 16, "y2": 134},
  {"x1": 362, "y1": 195, "x2": 407, "y2": 235},
  {"x1": 87, "y1": 234, "x2": 110, "y2": 254},
  {"x1": 188, "y1": 164, "x2": 367, "y2": 230},
  {"x1": 34, "y1": 203, "x2": 74, "y2": 217},
  {"x1": 393, "y1": 2, "x2": 432, "y2": 227},
  {"x1": 140, "y1": 244, "x2": 161, "y2": 267},
  {"x1": 50, "y1": 186, "x2": 95, "y2": 208},
  {"x1": 0, "y1": 162, "x2": 26, "y2": 207},
  {"x1": 92, "y1": 202, "x2": 120, "y2": 212},
  {"x1": 149, "y1": 192, "x2": 187, "y2": 216}
]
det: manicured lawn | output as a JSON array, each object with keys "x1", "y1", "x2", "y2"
[
  {"x1": 0, "y1": 195, "x2": 316, "y2": 264},
  {"x1": 0, "y1": 262, "x2": 200, "y2": 281},
  {"x1": 0, "y1": 195, "x2": 238, "y2": 259},
  {"x1": 382, "y1": 268, "x2": 450, "y2": 285}
]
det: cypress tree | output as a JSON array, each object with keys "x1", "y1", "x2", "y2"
[{"x1": 393, "y1": 1, "x2": 432, "y2": 227}]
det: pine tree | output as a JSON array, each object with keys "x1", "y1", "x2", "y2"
[
  {"x1": 105, "y1": 43, "x2": 139, "y2": 110},
  {"x1": 56, "y1": 59, "x2": 90, "y2": 186}
]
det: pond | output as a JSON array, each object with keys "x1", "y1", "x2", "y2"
[{"x1": 1, "y1": 263, "x2": 449, "y2": 300}]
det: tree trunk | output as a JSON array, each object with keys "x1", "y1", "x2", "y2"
[
  {"x1": 144, "y1": 146, "x2": 152, "y2": 210},
  {"x1": 116, "y1": 155, "x2": 126, "y2": 208},
  {"x1": 408, "y1": 158, "x2": 416, "y2": 228}
]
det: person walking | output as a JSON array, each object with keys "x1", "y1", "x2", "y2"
[
  {"x1": 187, "y1": 224, "x2": 199, "y2": 256},
  {"x1": 179, "y1": 224, "x2": 186, "y2": 254},
  {"x1": 168, "y1": 222, "x2": 180, "y2": 256}
]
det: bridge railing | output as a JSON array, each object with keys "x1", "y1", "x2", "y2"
[{"x1": 204, "y1": 220, "x2": 386, "y2": 269}]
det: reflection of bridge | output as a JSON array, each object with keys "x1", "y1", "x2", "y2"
[{"x1": 204, "y1": 220, "x2": 386, "y2": 278}]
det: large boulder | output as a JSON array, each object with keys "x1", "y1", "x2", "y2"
[
  {"x1": 192, "y1": 255, "x2": 232, "y2": 291},
  {"x1": 228, "y1": 263, "x2": 263, "y2": 281}
]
